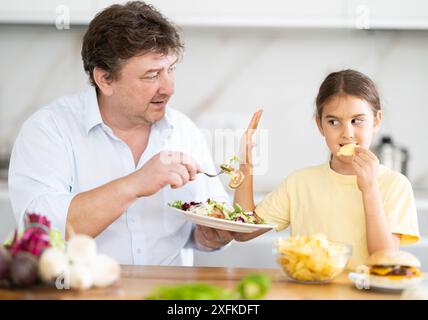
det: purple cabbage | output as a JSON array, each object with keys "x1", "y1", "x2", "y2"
[
  {"x1": 181, "y1": 201, "x2": 201, "y2": 211},
  {"x1": 9, "y1": 213, "x2": 52, "y2": 258}
]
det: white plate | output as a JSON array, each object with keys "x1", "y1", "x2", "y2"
[
  {"x1": 169, "y1": 206, "x2": 275, "y2": 233},
  {"x1": 348, "y1": 272, "x2": 423, "y2": 293}
]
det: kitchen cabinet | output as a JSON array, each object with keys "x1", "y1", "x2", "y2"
[
  {"x1": 1, "y1": 0, "x2": 428, "y2": 29},
  {"x1": 0, "y1": 265, "x2": 406, "y2": 299}
]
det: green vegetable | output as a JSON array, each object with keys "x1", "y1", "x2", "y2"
[
  {"x1": 233, "y1": 203, "x2": 244, "y2": 213},
  {"x1": 237, "y1": 273, "x2": 271, "y2": 300},
  {"x1": 220, "y1": 156, "x2": 240, "y2": 173},
  {"x1": 146, "y1": 273, "x2": 271, "y2": 300},
  {"x1": 169, "y1": 200, "x2": 183, "y2": 210},
  {"x1": 49, "y1": 230, "x2": 65, "y2": 250},
  {"x1": 229, "y1": 155, "x2": 240, "y2": 165},
  {"x1": 146, "y1": 283, "x2": 238, "y2": 300}
]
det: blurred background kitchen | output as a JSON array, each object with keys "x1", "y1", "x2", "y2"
[{"x1": 0, "y1": 0, "x2": 427, "y2": 269}]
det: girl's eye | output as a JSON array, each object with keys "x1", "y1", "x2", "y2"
[{"x1": 328, "y1": 119, "x2": 339, "y2": 126}]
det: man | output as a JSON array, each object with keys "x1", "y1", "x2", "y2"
[{"x1": 8, "y1": 1, "x2": 235, "y2": 266}]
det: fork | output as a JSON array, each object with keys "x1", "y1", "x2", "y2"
[{"x1": 201, "y1": 169, "x2": 225, "y2": 178}]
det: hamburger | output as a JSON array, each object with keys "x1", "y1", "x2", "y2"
[{"x1": 366, "y1": 250, "x2": 422, "y2": 288}]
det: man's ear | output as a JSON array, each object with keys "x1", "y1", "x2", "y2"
[
  {"x1": 316, "y1": 115, "x2": 324, "y2": 136},
  {"x1": 374, "y1": 110, "x2": 383, "y2": 133},
  {"x1": 93, "y1": 67, "x2": 114, "y2": 96}
]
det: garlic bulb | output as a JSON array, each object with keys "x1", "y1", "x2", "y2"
[
  {"x1": 89, "y1": 254, "x2": 121, "y2": 288},
  {"x1": 38, "y1": 247, "x2": 70, "y2": 283},
  {"x1": 37, "y1": 233, "x2": 122, "y2": 290},
  {"x1": 67, "y1": 234, "x2": 97, "y2": 263},
  {"x1": 69, "y1": 263, "x2": 93, "y2": 290}
]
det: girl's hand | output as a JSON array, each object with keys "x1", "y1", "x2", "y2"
[
  {"x1": 352, "y1": 147, "x2": 380, "y2": 192},
  {"x1": 239, "y1": 110, "x2": 263, "y2": 170}
]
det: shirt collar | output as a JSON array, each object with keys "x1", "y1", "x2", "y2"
[
  {"x1": 154, "y1": 107, "x2": 174, "y2": 132},
  {"x1": 324, "y1": 162, "x2": 357, "y2": 185},
  {"x1": 83, "y1": 86, "x2": 175, "y2": 134},
  {"x1": 83, "y1": 87, "x2": 103, "y2": 134}
]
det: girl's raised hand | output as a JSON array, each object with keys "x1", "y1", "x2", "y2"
[
  {"x1": 239, "y1": 109, "x2": 263, "y2": 169},
  {"x1": 352, "y1": 147, "x2": 380, "y2": 192}
]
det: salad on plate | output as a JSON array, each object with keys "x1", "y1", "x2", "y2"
[{"x1": 169, "y1": 199, "x2": 266, "y2": 225}]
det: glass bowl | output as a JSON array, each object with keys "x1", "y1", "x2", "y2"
[{"x1": 274, "y1": 240, "x2": 352, "y2": 284}]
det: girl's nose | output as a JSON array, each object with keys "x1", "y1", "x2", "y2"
[{"x1": 342, "y1": 123, "x2": 354, "y2": 139}]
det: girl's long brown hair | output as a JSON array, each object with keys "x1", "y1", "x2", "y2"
[{"x1": 315, "y1": 69, "x2": 381, "y2": 118}]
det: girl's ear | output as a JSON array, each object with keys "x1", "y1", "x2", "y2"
[
  {"x1": 316, "y1": 115, "x2": 325, "y2": 136},
  {"x1": 373, "y1": 110, "x2": 383, "y2": 133}
]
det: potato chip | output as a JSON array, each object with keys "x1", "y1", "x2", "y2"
[
  {"x1": 337, "y1": 143, "x2": 357, "y2": 157},
  {"x1": 275, "y1": 234, "x2": 351, "y2": 282}
]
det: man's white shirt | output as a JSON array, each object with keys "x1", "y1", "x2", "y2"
[{"x1": 8, "y1": 87, "x2": 229, "y2": 266}]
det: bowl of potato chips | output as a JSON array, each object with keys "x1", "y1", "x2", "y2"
[{"x1": 274, "y1": 234, "x2": 351, "y2": 283}]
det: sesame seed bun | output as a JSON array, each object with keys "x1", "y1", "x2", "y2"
[{"x1": 366, "y1": 250, "x2": 421, "y2": 268}]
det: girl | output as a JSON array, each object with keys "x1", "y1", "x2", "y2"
[{"x1": 234, "y1": 69, "x2": 420, "y2": 269}]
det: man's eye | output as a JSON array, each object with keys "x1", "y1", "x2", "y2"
[
  {"x1": 352, "y1": 119, "x2": 364, "y2": 125},
  {"x1": 144, "y1": 73, "x2": 159, "y2": 80},
  {"x1": 168, "y1": 65, "x2": 176, "y2": 73}
]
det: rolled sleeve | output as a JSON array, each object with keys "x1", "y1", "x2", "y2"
[
  {"x1": 8, "y1": 110, "x2": 74, "y2": 238},
  {"x1": 384, "y1": 174, "x2": 420, "y2": 245},
  {"x1": 24, "y1": 192, "x2": 76, "y2": 238}
]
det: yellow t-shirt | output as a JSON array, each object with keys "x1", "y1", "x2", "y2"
[{"x1": 255, "y1": 163, "x2": 420, "y2": 270}]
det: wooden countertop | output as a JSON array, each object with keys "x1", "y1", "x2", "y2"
[{"x1": 0, "y1": 265, "x2": 405, "y2": 300}]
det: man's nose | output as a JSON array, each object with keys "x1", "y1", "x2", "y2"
[{"x1": 158, "y1": 72, "x2": 175, "y2": 96}]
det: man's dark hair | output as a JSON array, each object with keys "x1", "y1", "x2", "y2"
[{"x1": 81, "y1": 1, "x2": 183, "y2": 88}]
